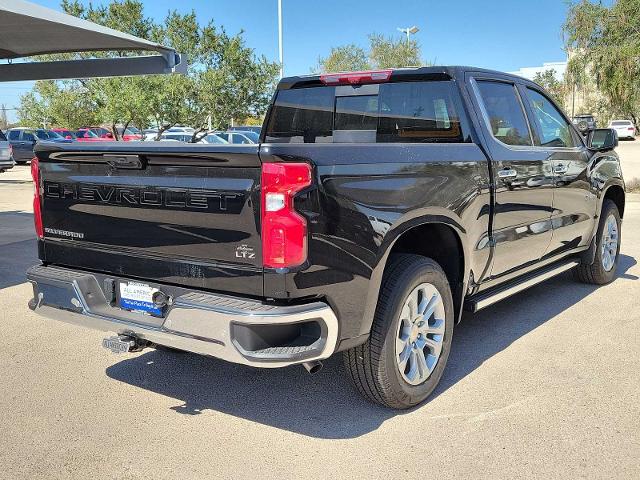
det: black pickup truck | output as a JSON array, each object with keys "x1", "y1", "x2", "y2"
[{"x1": 27, "y1": 67, "x2": 625, "y2": 409}]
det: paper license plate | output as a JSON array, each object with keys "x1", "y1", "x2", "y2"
[{"x1": 118, "y1": 281, "x2": 162, "y2": 316}]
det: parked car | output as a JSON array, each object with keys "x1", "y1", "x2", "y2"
[
  {"x1": 7, "y1": 127, "x2": 72, "y2": 163},
  {"x1": 27, "y1": 66, "x2": 624, "y2": 409},
  {"x1": 608, "y1": 120, "x2": 636, "y2": 140},
  {"x1": 159, "y1": 133, "x2": 193, "y2": 142},
  {"x1": 116, "y1": 126, "x2": 143, "y2": 141},
  {"x1": 199, "y1": 133, "x2": 229, "y2": 144},
  {"x1": 7, "y1": 128, "x2": 37, "y2": 164},
  {"x1": 215, "y1": 131, "x2": 258, "y2": 144},
  {"x1": 572, "y1": 114, "x2": 597, "y2": 134},
  {"x1": 166, "y1": 126, "x2": 195, "y2": 133},
  {"x1": 51, "y1": 128, "x2": 77, "y2": 140},
  {"x1": 75, "y1": 128, "x2": 115, "y2": 142},
  {"x1": 228, "y1": 125, "x2": 262, "y2": 135},
  {"x1": 233, "y1": 130, "x2": 260, "y2": 143},
  {"x1": 142, "y1": 129, "x2": 158, "y2": 141},
  {"x1": 82, "y1": 126, "x2": 114, "y2": 139},
  {"x1": 141, "y1": 126, "x2": 196, "y2": 141},
  {"x1": 34, "y1": 129, "x2": 72, "y2": 142},
  {"x1": 0, "y1": 129, "x2": 14, "y2": 172}
]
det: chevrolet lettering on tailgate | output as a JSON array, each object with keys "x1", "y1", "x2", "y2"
[{"x1": 43, "y1": 181, "x2": 243, "y2": 212}]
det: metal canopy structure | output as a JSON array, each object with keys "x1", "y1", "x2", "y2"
[{"x1": 0, "y1": 0, "x2": 186, "y2": 82}]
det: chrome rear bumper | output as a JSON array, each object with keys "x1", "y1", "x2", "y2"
[{"x1": 27, "y1": 264, "x2": 339, "y2": 368}]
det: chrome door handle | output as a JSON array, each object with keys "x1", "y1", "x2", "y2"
[{"x1": 498, "y1": 168, "x2": 518, "y2": 179}]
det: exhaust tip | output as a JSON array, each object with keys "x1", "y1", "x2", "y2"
[{"x1": 302, "y1": 360, "x2": 323, "y2": 374}]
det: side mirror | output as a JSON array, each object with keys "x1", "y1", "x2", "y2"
[
  {"x1": 65, "y1": 135, "x2": 72, "y2": 140},
  {"x1": 106, "y1": 133, "x2": 113, "y2": 138},
  {"x1": 588, "y1": 128, "x2": 618, "y2": 151}
]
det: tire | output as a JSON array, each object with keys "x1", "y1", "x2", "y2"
[
  {"x1": 343, "y1": 254, "x2": 454, "y2": 409},
  {"x1": 574, "y1": 199, "x2": 621, "y2": 285}
]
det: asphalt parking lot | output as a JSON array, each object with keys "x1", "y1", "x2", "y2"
[
  {"x1": 618, "y1": 138, "x2": 640, "y2": 181},
  {"x1": 1, "y1": 154, "x2": 640, "y2": 479}
]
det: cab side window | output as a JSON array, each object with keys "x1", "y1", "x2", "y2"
[
  {"x1": 476, "y1": 81, "x2": 532, "y2": 146},
  {"x1": 22, "y1": 131, "x2": 35, "y2": 142},
  {"x1": 525, "y1": 88, "x2": 575, "y2": 148}
]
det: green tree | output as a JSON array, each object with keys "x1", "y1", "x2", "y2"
[
  {"x1": 316, "y1": 34, "x2": 423, "y2": 73},
  {"x1": 532, "y1": 69, "x2": 567, "y2": 107},
  {"x1": 564, "y1": 0, "x2": 640, "y2": 127},
  {"x1": 368, "y1": 34, "x2": 421, "y2": 69},
  {"x1": 17, "y1": 80, "x2": 99, "y2": 129},
  {"x1": 315, "y1": 44, "x2": 370, "y2": 73}
]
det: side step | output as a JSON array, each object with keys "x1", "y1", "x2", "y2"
[{"x1": 465, "y1": 259, "x2": 580, "y2": 313}]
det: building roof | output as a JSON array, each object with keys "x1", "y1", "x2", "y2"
[{"x1": 508, "y1": 61, "x2": 567, "y2": 82}]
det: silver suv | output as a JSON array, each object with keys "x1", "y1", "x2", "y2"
[{"x1": 0, "y1": 130, "x2": 14, "y2": 173}]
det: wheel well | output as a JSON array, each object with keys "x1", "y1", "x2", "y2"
[
  {"x1": 604, "y1": 185, "x2": 625, "y2": 218},
  {"x1": 389, "y1": 223, "x2": 465, "y2": 317}
]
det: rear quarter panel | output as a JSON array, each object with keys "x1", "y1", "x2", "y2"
[{"x1": 261, "y1": 143, "x2": 492, "y2": 342}]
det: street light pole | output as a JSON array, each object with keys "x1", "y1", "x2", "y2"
[
  {"x1": 397, "y1": 25, "x2": 419, "y2": 45},
  {"x1": 278, "y1": 0, "x2": 283, "y2": 78}
]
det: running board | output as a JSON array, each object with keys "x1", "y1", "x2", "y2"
[{"x1": 465, "y1": 260, "x2": 580, "y2": 313}]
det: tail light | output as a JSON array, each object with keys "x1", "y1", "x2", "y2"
[
  {"x1": 30, "y1": 157, "x2": 43, "y2": 239},
  {"x1": 320, "y1": 69, "x2": 392, "y2": 85},
  {"x1": 261, "y1": 162, "x2": 312, "y2": 268}
]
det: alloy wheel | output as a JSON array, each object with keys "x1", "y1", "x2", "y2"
[
  {"x1": 601, "y1": 213, "x2": 619, "y2": 272},
  {"x1": 395, "y1": 283, "x2": 446, "y2": 386}
]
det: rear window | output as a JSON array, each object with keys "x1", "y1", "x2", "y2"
[
  {"x1": 612, "y1": 121, "x2": 631, "y2": 126},
  {"x1": 265, "y1": 80, "x2": 469, "y2": 144}
]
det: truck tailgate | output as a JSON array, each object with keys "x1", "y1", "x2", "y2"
[{"x1": 35, "y1": 143, "x2": 264, "y2": 297}]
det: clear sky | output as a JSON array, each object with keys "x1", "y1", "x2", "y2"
[{"x1": 1, "y1": 0, "x2": 571, "y2": 122}]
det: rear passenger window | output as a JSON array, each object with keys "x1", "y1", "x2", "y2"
[
  {"x1": 264, "y1": 81, "x2": 469, "y2": 144},
  {"x1": 476, "y1": 81, "x2": 532, "y2": 146},
  {"x1": 377, "y1": 82, "x2": 465, "y2": 143},
  {"x1": 8, "y1": 130, "x2": 19, "y2": 140}
]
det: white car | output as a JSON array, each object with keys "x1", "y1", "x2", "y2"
[
  {"x1": 142, "y1": 129, "x2": 158, "y2": 140},
  {"x1": 158, "y1": 133, "x2": 193, "y2": 142},
  {"x1": 166, "y1": 126, "x2": 195, "y2": 134},
  {"x1": 609, "y1": 120, "x2": 636, "y2": 140},
  {"x1": 143, "y1": 127, "x2": 195, "y2": 141}
]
